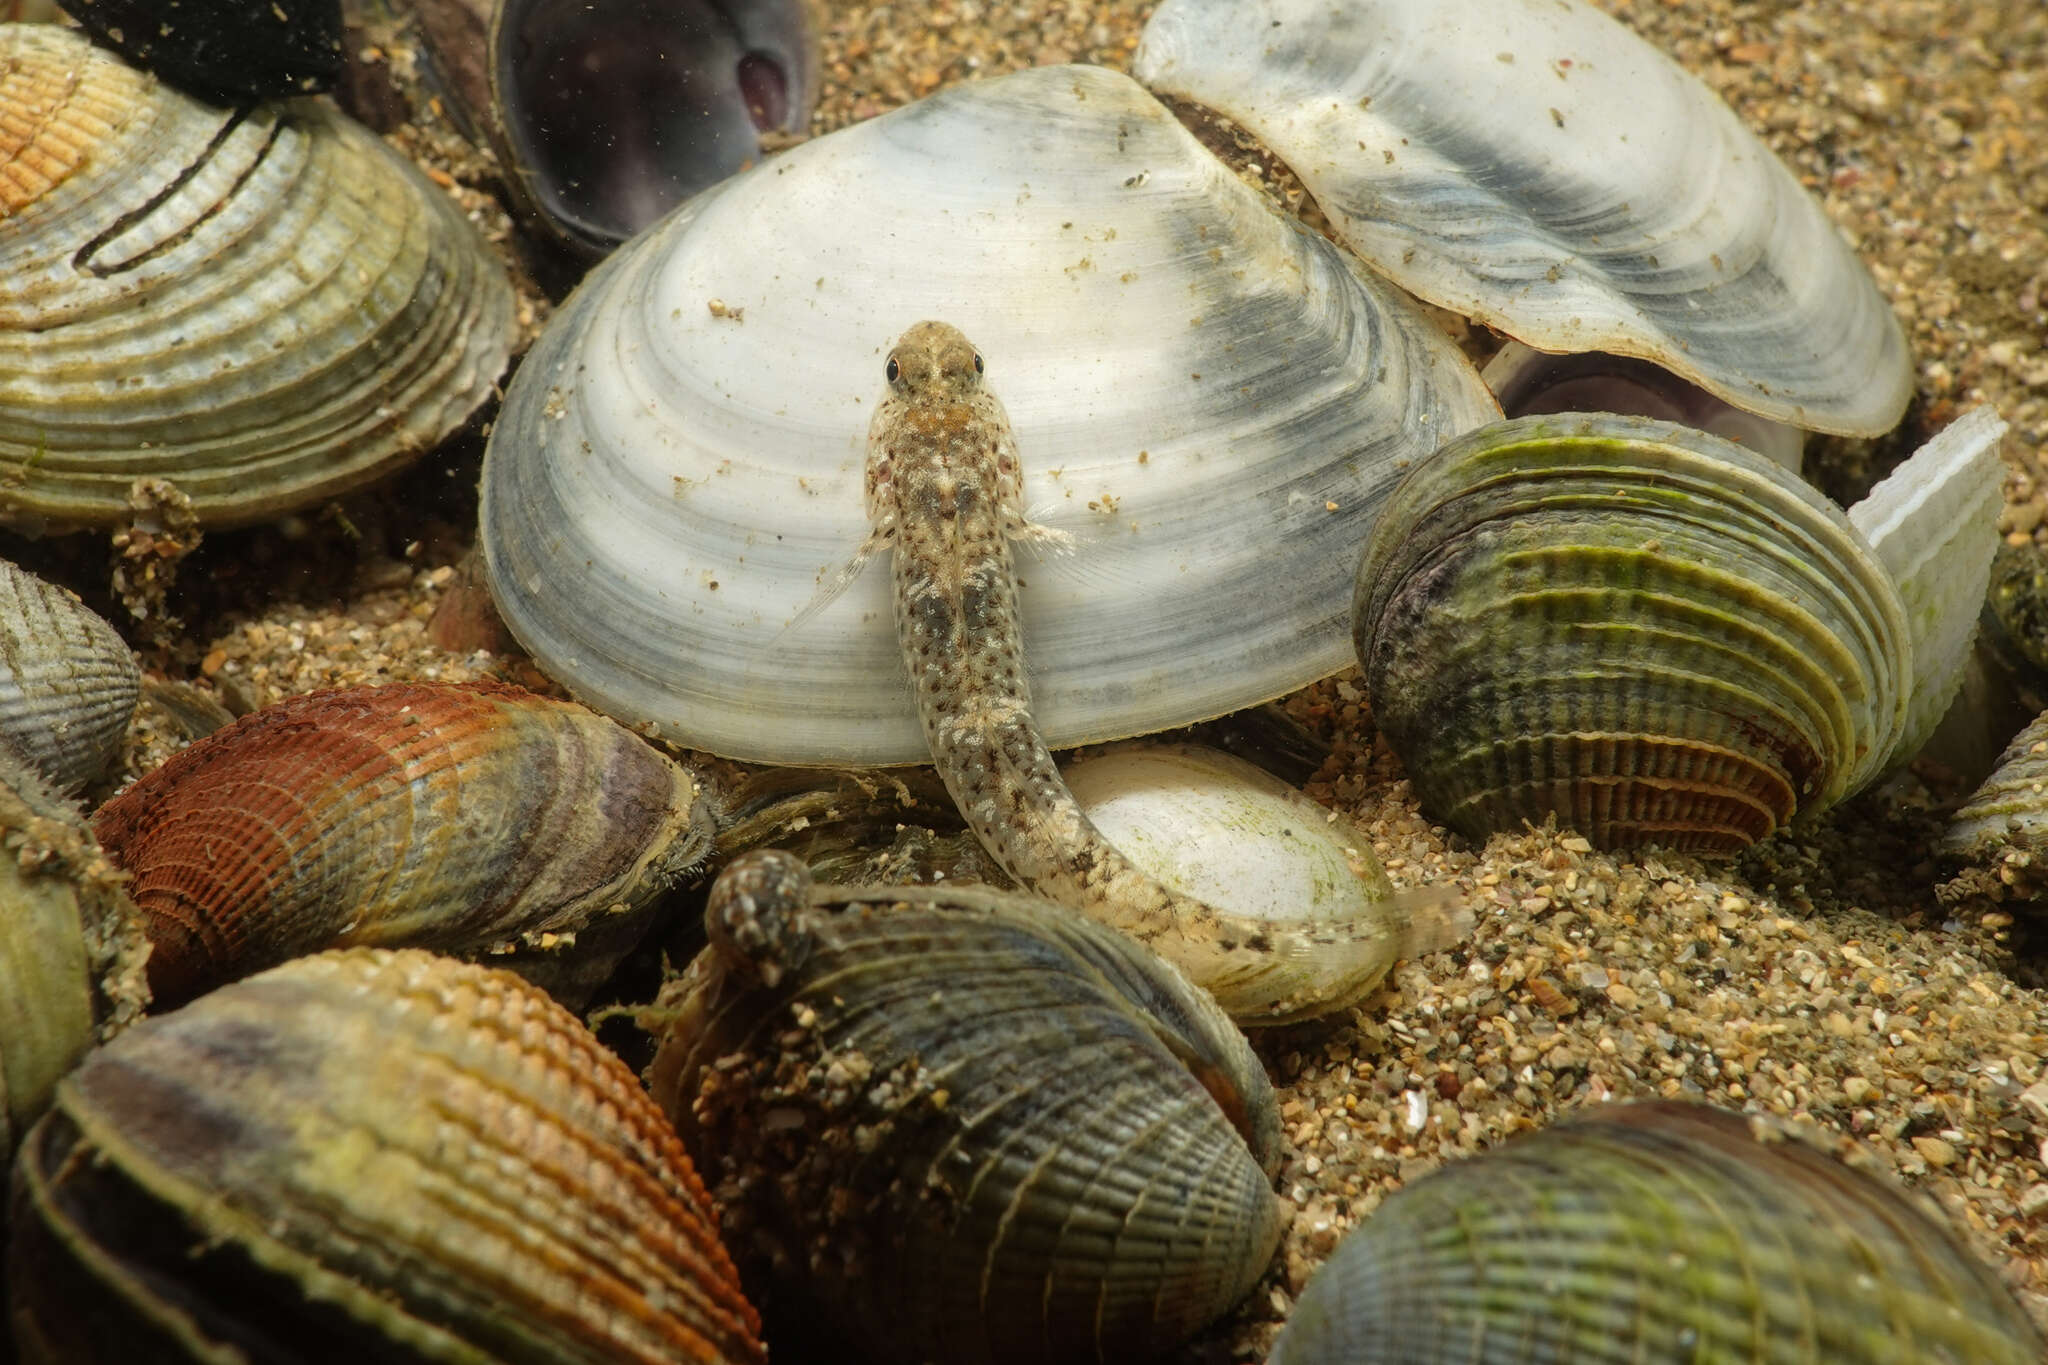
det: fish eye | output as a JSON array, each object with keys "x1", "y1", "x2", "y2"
[
  {"x1": 972, "y1": 352, "x2": 984, "y2": 374},
  {"x1": 886, "y1": 356, "x2": 900, "y2": 383}
]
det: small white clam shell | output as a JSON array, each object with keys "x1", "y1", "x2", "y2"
[
  {"x1": 1135, "y1": 0, "x2": 1912, "y2": 436},
  {"x1": 1067, "y1": 742, "x2": 1394, "y2": 919},
  {"x1": 482, "y1": 63, "x2": 1498, "y2": 765},
  {"x1": 1067, "y1": 742, "x2": 1465, "y2": 1016}
]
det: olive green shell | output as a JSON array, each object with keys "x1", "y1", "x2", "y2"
[
  {"x1": 1354, "y1": 414, "x2": 1912, "y2": 852},
  {"x1": 8, "y1": 948, "x2": 766, "y2": 1364},
  {"x1": 1270, "y1": 1102, "x2": 2044, "y2": 1364},
  {"x1": 0, "y1": 748, "x2": 149, "y2": 1170},
  {"x1": 649, "y1": 850, "x2": 1286, "y2": 1365}
]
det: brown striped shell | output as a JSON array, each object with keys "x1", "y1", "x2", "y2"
[
  {"x1": 0, "y1": 23, "x2": 514, "y2": 529},
  {"x1": 649, "y1": 850, "x2": 1286, "y2": 1365},
  {"x1": 93, "y1": 680, "x2": 714, "y2": 1007},
  {"x1": 1269, "y1": 1102, "x2": 2045, "y2": 1364},
  {"x1": 0, "y1": 557, "x2": 139, "y2": 792},
  {"x1": 7, "y1": 948, "x2": 766, "y2": 1363}
]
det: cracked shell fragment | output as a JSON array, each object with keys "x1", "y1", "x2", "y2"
[
  {"x1": 0, "y1": 23, "x2": 515, "y2": 529},
  {"x1": 1136, "y1": 0, "x2": 1912, "y2": 436},
  {"x1": 480, "y1": 62, "x2": 1499, "y2": 765},
  {"x1": 6, "y1": 948, "x2": 767, "y2": 1363}
]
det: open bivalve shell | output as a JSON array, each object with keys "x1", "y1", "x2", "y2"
[
  {"x1": 7, "y1": 948, "x2": 767, "y2": 1363},
  {"x1": 649, "y1": 850, "x2": 1287, "y2": 1365},
  {"x1": 1134, "y1": 0, "x2": 1913, "y2": 438},
  {"x1": 0, "y1": 23, "x2": 514, "y2": 529},
  {"x1": 486, "y1": 0, "x2": 820, "y2": 254},
  {"x1": 480, "y1": 61, "x2": 1500, "y2": 765},
  {"x1": 1269, "y1": 1102, "x2": 2046, "y2": 1364},
  {"x1": 92, "y1": 680, "x2": 716, "y2": 1008},
  {"x1": 1354, "y1": 409, "x2": 2005, "y2": 853}
]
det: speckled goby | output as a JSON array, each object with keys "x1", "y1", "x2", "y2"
[{"x1": 812, "y1": 319, "x2": 1467, "y2": 1024}]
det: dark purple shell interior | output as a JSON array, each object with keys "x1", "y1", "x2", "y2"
[{"x1": 492, "y1": 0, "x2": 816, "y2": 253}]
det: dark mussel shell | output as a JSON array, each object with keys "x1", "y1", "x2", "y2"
[
  {"x1": 490, "y1": 0, "x2": 818, "y2": 254},
  {"x1": 60, "y1": 0, "x2": 342, "y2": 101}
]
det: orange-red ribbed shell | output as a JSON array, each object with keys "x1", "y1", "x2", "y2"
[
  {"x1": 94, "y1": 681, "x2": 709, "y2": 1006},
  {"x1": 10, "y1": 948, "x2": 766, "y2": 1362}
]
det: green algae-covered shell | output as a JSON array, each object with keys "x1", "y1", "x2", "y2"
[
  {"x1": 648, "y1": 850, "x2": 1286, "y2": 1365},
  {"x1": 1271, "y1": 1102, "x2": 2046, "y2": 1365},
  {"x1": 0, "y1": 749, "x2": 149, "y2": 1171},
  {"x1": 8, "y1": 948, "x2": 765, "y2": 1363},
  {"x1": 1354, "y1": 414, "x2": 1913, "y2": 853}
]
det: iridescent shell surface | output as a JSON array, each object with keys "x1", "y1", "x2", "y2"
[
  {"x1": 0, "y1": 557, "x2": 139, "y2": 792},
  {"x1": 1135, "y1": 0, "x2": 1912, "y2": 436},
  {"x1": 481, "y1": 61, "x2": 1498, "y2": 765},
  {"x1": 92, "y1": 680, "x2": 713, "y2": 1007},
  {"x1": 1353, "y1": 411, "x2": 2002, "y2": 852},
  {"x1": 1269, "y1": 1102, "x2": 2046, "y2": 1364},
  {"x1": 0, "y1": 23, "x2": 514, "y2": 528},
  {"x1": 649, "y1": 850, "x2": 1286, "y2": 1365},
  {"x1": 8, "y1": 948, "x2": 766, "y2": 1362}
]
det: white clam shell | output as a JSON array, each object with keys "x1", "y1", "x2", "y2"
[
  {"x1": 1135, "y1": 0, "x2": 1912, "y2": 436},
  {"x1": 481, "y1": 63, "x2": 1499, "y2": 765},
  {"x1": 0, "y1": 24, "x2": 514, "y2": 528}
]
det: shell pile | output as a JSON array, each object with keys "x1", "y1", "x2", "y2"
[{"x1": 0, "y1": 0, "x2": 2042, "y2": 1357}]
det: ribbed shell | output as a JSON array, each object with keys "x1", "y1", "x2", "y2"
[
  {"x1": 93, "y1": 680, "x2": 712, "y2": 1006},
  {"x1": 649, "y1": 851, "x2": 1286, "y2": 1365},
  {"x1": 0, "y1": 23, "x2": 514, "y2": 529},
  {"x1": 1269, "y1": 1103, "x2": 2045, "y2": 1364},
  {"x1": 1354, "y1": 414, "x2": 1915, "y2": 853},
  {"x1": 7, "y1": 948, "x2": 766, "y2": 1363},
  {"x1": 0, "y1": 557, "x2": 139, "y2": 792},
  {"x1": 1941, "y1": 708, "x2": 2048, "y2": 876},
  {"x1": 1134, "y1": 0, "x2": 1911, "y2": 436}
]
